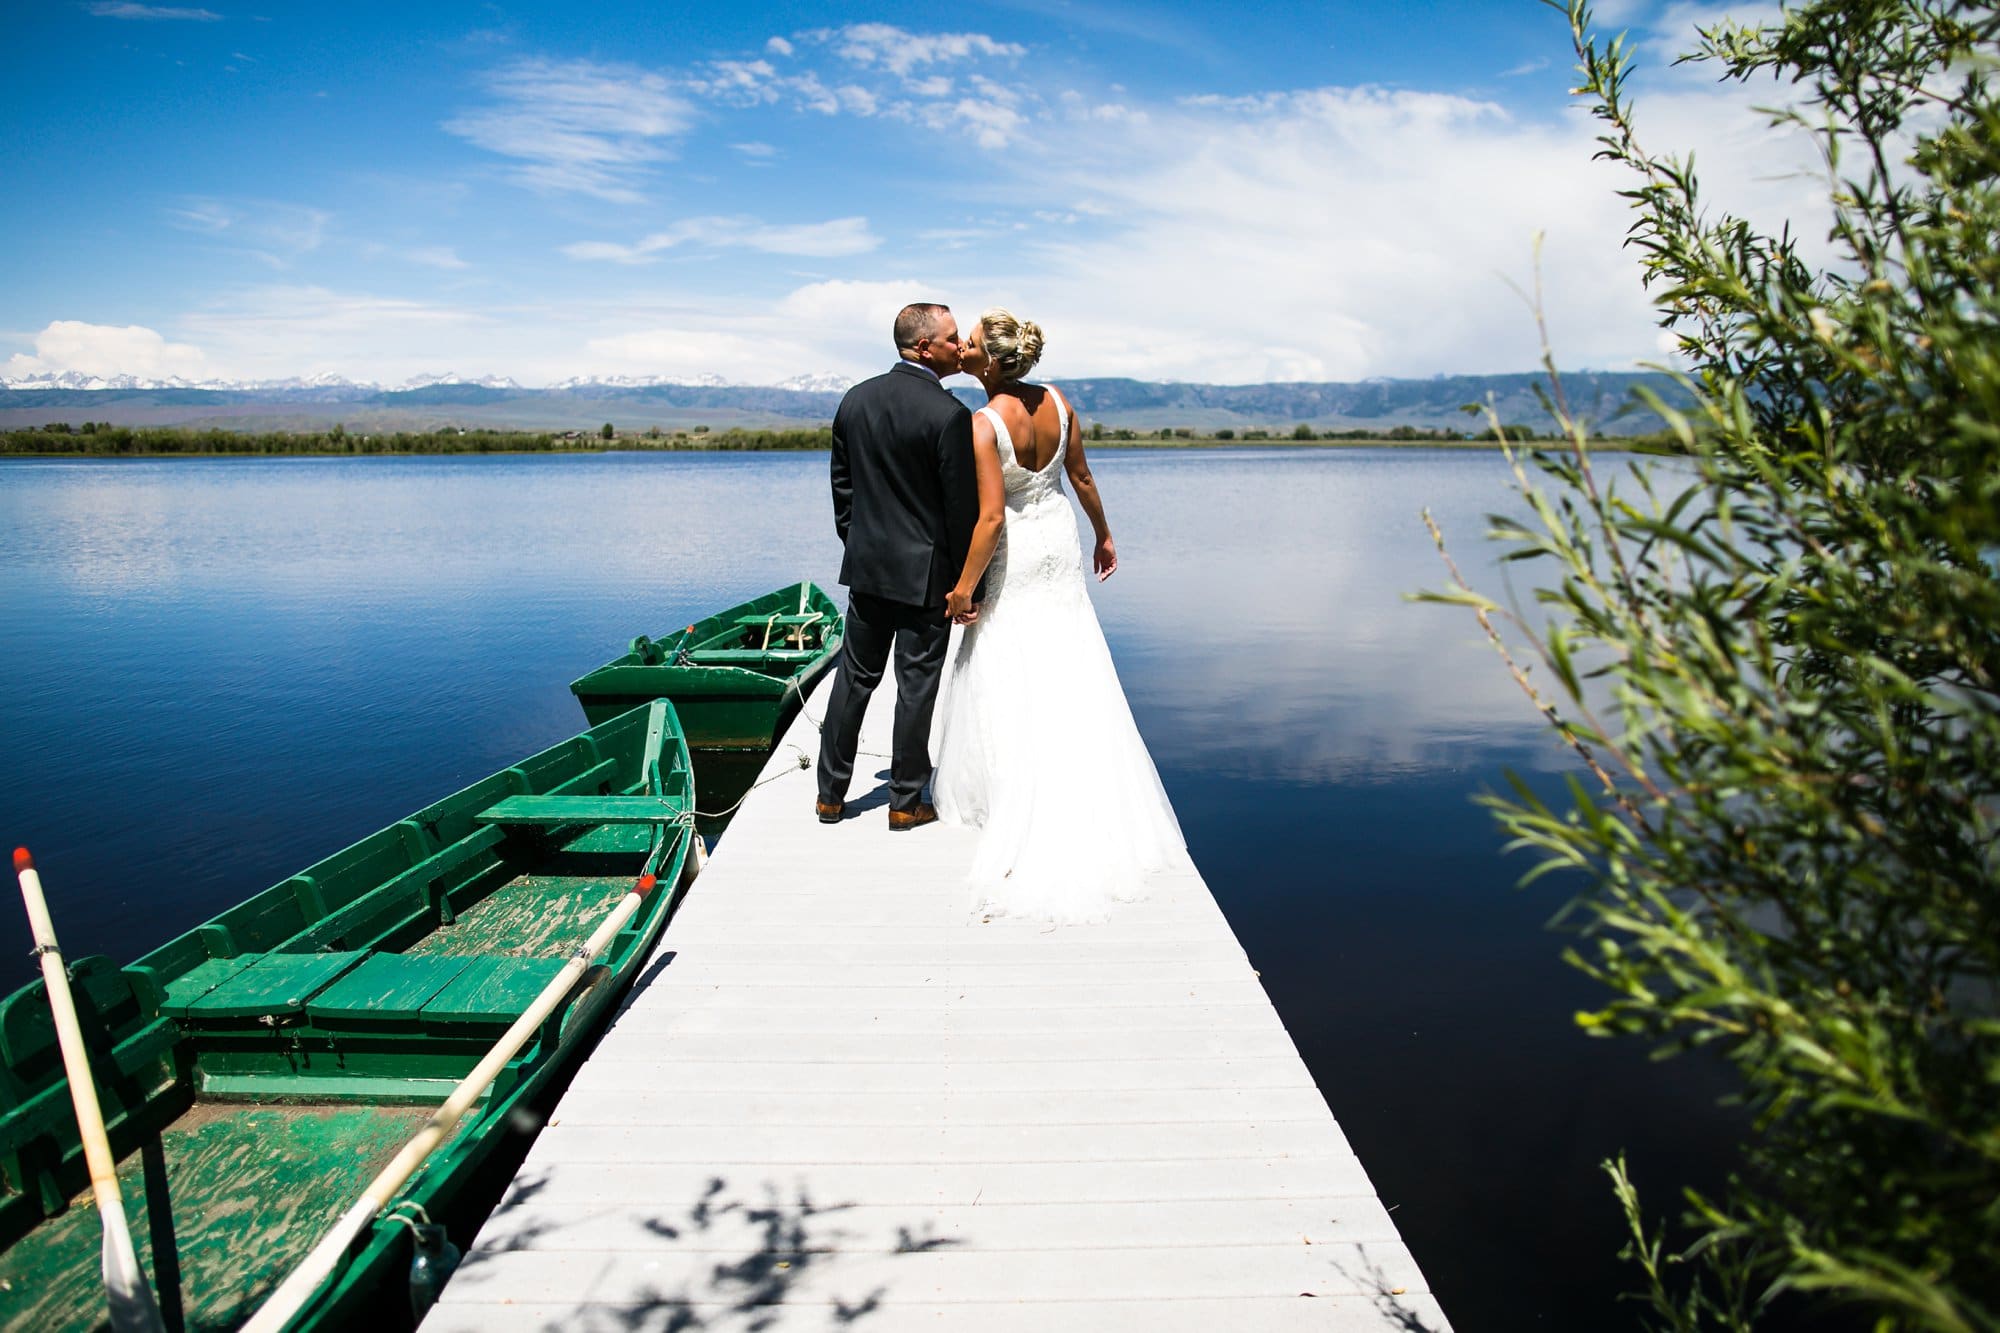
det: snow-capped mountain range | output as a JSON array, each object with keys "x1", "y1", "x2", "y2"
[{"x1": 0, "y1": 369, "x2": 857, "y2": 393}]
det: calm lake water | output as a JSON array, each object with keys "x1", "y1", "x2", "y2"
[{"x1": 0, "y1": 448, "x2": 1745, "y2": 1330}]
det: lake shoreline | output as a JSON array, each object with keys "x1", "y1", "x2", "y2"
[{"x1": 0, "y1": 436, "x2": 1659, "y2": 459}]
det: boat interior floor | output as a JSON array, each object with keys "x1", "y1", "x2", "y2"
[{"x1": 0, "y1": 1100, "x2": 429, "y2": 1333}]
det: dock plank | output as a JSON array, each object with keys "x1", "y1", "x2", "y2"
[{"x1": 433, "y1": 671, "x2": 1448, "y2": 1331}]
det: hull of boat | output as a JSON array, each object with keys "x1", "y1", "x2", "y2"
[
  {"x1": 571, "y1": 581, "x2": 844, "y2": 750},
  {"x1": 0, "y1": 702, "x2": 695, "y2": 1331}
]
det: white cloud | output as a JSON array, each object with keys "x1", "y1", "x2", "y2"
[
  {"x1": 166, "y1": 286, "x2": 500, "y2": 383},
  {"x1": 692, "y1": 59, "x2": 781, "y2": 103},
  {"x1": 579, "y1": 279, "x2": 940, "y2": 384},
  {"x1": 920, "y1": 95, "x2": 1023, "y2": 149},
  {"x1": 84, "y1": 3, "x2": 220, "y2": 19},
  {"x1": 444, "y1": 58, "x2": 694, "y2": 201},
  {"x1": 937, "y1": 50, "x2": 1831, "y2": 384},
  {"x1": 562, "y1": 215, "x2": 881, "y2": 263},
  {"x1": 818, "y1": 24, "x2": 1025, "y2": 78},
  {"x1": 4, "y1": 321, "x2": 210, "y2": 380},
  {"x1": 702, "y1": 24, "x2": 1026, "y2": 145},
  {"x1": 787, "y1": 70, "x2": 840, "y2": 115},
  {"x1": 776, "y1": 278, "x2": 939, "y2": 328},
  {"x1": 581, "y1": 327, "x2": 768, "y2": 375}
]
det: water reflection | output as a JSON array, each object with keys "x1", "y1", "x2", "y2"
[
  {"x1": 1095, "y1": 449, "x2": 1562, "y2": 782},
  {"x1": 0, "y1": 449, "x2": 1735, "y2": 1331}
]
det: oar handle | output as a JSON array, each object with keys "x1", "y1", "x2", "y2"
[
  {"x1": 14, "y1": 850, "x2": 119, "y2": 1195},
  {"x1": 14, "y1": 849, "x2": 166, "y2": 1333}
]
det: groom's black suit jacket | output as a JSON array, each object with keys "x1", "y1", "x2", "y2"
[{"x1": 831, "y1": 361, "x2": 984, "y2": 610}]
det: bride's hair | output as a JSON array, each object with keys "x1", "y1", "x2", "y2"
[{"x1": 979, "y1": 308, "x2": 1045, "y2": 382}]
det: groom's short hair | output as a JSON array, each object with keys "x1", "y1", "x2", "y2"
[{"x1": 893, "y1": 303, "x2": 952, "y2": 351}]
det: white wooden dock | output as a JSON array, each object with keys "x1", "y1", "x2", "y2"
[{"x1": 429, "y1": 673, "x2": 1450, "y2": 1332}]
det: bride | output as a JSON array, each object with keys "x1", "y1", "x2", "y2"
[{"x1": 931, "y1": 308, "x2": 1191, "y2": 922}]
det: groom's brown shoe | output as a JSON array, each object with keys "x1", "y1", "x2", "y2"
[
  {"x1": 888, "y1": 803, "x2": 939, "y2": 832},
  {"x1": 815, "y1": 799, "x2": 844, "y2": 824}
]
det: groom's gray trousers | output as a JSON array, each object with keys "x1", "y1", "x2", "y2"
[{"x1": 817, "y1": 590, "x2": 950, "y2": 814}]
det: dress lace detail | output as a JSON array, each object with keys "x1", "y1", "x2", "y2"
[{"x1": 932, "y1": 386, "x2": 1191, "y2": 922}]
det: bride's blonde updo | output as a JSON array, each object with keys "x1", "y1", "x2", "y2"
[{"x1": 979, "y1": 308, "x2": 1045, "y2": 382}]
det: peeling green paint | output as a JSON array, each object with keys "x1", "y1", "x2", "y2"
[{"x1": 0, "y1": 1103, "x2": 428, "y2": 1331}]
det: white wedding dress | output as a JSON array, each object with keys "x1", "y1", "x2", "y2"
[{"x1": 931, "y1": 387, "x2": 1192, "y2": 922}]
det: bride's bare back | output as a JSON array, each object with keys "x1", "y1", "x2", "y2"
[{"x1": 984, "y1": 384, "x2": 1068, "y2": 473}]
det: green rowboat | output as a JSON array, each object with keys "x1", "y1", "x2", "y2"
[
  {"x1": 570, "y1": 581, "x2": 844, "y2": 749},
  {"x1": 0, "y1": 700, "x2": 695, "y2": 1330}
]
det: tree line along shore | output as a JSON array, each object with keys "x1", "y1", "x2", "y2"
[{"x1": 2, "y1": 420, "x2": 1682, "y2": 456}]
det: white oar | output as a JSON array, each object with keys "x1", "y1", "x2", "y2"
[
  {"x1": 12, "y1": 848, "x2": 167, "y2": 1333},
  {"x1": 240, "y1": 870, "x2": 665, "y2": 1333}
]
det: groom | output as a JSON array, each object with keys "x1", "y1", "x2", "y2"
[{"x1": 815, "y1": 302, "x2": 983, "y2": 831}]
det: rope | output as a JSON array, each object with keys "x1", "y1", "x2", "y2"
[
  {"x1": 779, "y1": 668, "x2": 890, "y2": 759},
  {"x1": 687, "y1": 665, "x2": 894, "y2": 822},
  {"x1": 690, "y1": 591, "x2": 908, "y2": 822},
  {"x1": 692, "y1": 747, "x2": 813, "y2": 819},
  {"x1": 382, "y1": 1202, "x2": 434, "y2": 1234},
  {"x1": 757, "y1": 609, "x2": 826, "y2": 651}
]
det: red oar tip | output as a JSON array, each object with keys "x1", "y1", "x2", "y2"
[
  {"x1": 636, "y1": 873, "x2": 657, "y2": 895},
  {"x1": 12, "y1": 848, "x2": 33, "y2": 873}
]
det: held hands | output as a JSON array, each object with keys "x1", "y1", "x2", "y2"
[
  {"x1": 944, "y1": 586, "x2": 977, "y2": 622},
  {"x1": 1093, "y1": 534, "x2": 1118, "y2": 581}
]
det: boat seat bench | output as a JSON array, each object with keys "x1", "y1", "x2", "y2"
[
  {"x1": 308, "y1": 953, "x2": 568, "y2": 1031},
  {"x1": 160, "y1": 949, "x2": 571, "y2": 1032},
  {"x1": 166, "y1": 950, "x2": 370, "y2": 1019},
  {"x1": 732, "y1": 613, "x2": 823, "y2": 626},
  {"x1": 685, "y1": 649, "x2": 819, "y2": 665},
  {"x1": 474, "y1": 794, "x2": 689, "y2": 826}
]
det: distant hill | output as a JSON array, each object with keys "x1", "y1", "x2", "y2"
[{"x1": 0, "y1": 371, "x2": 1680, "y2": 436}]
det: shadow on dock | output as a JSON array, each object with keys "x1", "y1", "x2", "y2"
[
  {"x1": 1332, "y1": 1250, "x2": 1448, "y2": 1333},
  {"x1": 451, "y1": 1167, "x2": 960, "y2": 1331}
]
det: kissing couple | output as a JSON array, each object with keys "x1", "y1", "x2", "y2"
[{"x1": 813, "y1": 302, "x2": 1190, "y2": 924}]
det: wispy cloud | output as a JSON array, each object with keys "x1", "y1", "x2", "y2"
[
  {"x1": 444, "y1": 57, "x2": 694, "y2": 201},
  {"x1": 1500, "y1": 56, "x2": 1550, "y2": 76},
  {"x1": 84, "y1": 3, "x2": 221, "y2": 19},
  {"x1": 405, "y1": 245, "x2": 469, "y2": 270},
  {"x1": 166, "y1": 197, "x2": 329, "y2": 267},
  {"x1": 563, "y1": 215, "x2": 880, "y2": 264}
]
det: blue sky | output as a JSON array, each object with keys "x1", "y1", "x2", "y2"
[{"x1": 1, "y1": 1, "x2": 1813, "y2": 386}]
